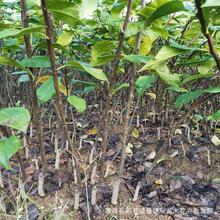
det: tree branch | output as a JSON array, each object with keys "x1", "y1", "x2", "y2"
[{"x1": 195, "y1": 0, "x2": 220, "y2": 71}]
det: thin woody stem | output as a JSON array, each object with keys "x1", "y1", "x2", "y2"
[
  {"x1": 100, "y1": 0, "x2": 133, "y2": 175},
  {"x1": 20, "y1": 0, "x2": 46, "y2": 175},
  {"x1": 195, "y1": 0, "x2": 220, "y2": 71},
  {"x1": 40, "y1": 0, "x2": 81, "y2": 183}
]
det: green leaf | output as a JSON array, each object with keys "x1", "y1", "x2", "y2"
[
  {"x1": 125, "y1": 21, "x2": 143, "y2": 38},
  {"x1": 113, "y1": 83, "x2": 129, "y2": 95},
  {"x1": 169, "y1": 42, "x2": 208, "y2": 52},
  {"x1": 80, "y1": 65, "x2": 108, "y2": 83},
  {"x1": 64, "y1": 61, "x2": 108, "y2": 83},
  {"x1": 140, "y1": 46, "x2": 186, "y2": 71},
  {"x1": 47, "y1": 0, "x2": 80, "y2": 26},
  {"x1": 144, "y1": 0, "x2": 186, "y2": 27},
  {"x1": 177, "y1": 57, "x2": 212, "y2": 66},
  {"x1": 175, "y1": 87, "x2": 220, "y2": 108},
  {"x1": 155, "y1": 62, "x2": 181, "y2": 86},
  {"x1": 123, "y1": 54, "x2": 152, "y2": 64},
  {"x1": 91, "y1": 40, "x2": 116, "y2": 66},
  {"x1": 0, "y1": 107, "x2": 31, "y2": 133},
  {"x1": 175, "y1": 90, "x2": 204, "y2": 108},
  {"x1": 205, "y1": 87, "x2": 220, "y2": 93},
  {"x1": 207, "y1": 110, "x2": 220, "y2": 121},
  {"x1": 167, "y1": 85, "x2": 188, "y2": 93},
  {"x1": 37, "y1": 76, "x2": 55, "y2": 103},
  {"x1": 182, "y1": 73, "x2": 213, "y2": 85},
  {"x1": 202, "y1": 0, "x2": 220, "y2": 7},
  {"x1": 0, "y1": 136, "x2": 21, "y2": 169},
  {"x1": 57, "y1": 31, "x2": 73, "y2": 47},
  {"x1": 67, "y1": 95, "x2": 86, "y2": 113},
  {"x1": 155, "y1": 46, "x2": 184, "y2": 60},
  {"x1": 0, "y1": 56, "x2": 32, "y2": 75},
  {"x1": 19, "y1": 56, "x2": 51, "y2": 68},
  {"x1": 0, "y1": 26, "x2": 45, "y2": 39},
  {"x1": 37, "y1": 76, "x2": 67, "y2": 103},
  {"x1": 135, "y1": 74, "x2": 155, "y2": 97}
]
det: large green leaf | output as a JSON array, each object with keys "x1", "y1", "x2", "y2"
[
  {"x1": 135, "y1": 74, "x2": 155, "y2": 97},
  {"x1": 0, "y1": 107, "x2": 31, "y2": 133},
  {"x1": 175, "y1": 90, "x2": 204, "y2": 108},
  {"x1": 37, "y1": 76, "x2": 67, "y2": 103},
  {"x1": 63, "y1": 61, "x2": 108, "y2": 83},
  {"x1": 144, "y1": 0, "x2": 186, "y2": 27},
  {"x1": 0, "y1": 136, "x2": 21, "y2": 169},
  {"x1": 175, "y1": 87, "x2": 220, "y2": 108},
  {"x1": 19, "y1": 56, "x2": 51, "y2": 68},
  {"x1": 67, "y1": 95, "x2": 86, "y2": 113},
  {"x1": 0, "y1": 56, "x2": 32, "y2": 75},
  {"x1": 91, "y1": 40, "x2": 116, "y2": 66},
  {"x1": 57, "y1": 31, "x2": 73, "y2": 47},
  {"x1": 155, "y1": 62, "x2": 181, "y2": 86},
  {"x1": 126, "y1": 21, "x2": 143, "y2": 37},
  {"x1": 0, "y1": 26, "x2": 45, "y2": 39},
  {"x1": 140, "y1": 46, "x2": 186, "y2": 71},
  {"x1": 47, "y1": 0, "x2": 80, "y2": 26}
]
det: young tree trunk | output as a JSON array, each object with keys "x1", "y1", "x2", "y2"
[
  {"x1": 99, "y1": 0, "x2": 133, "y2": 177},
  {"x1": 40, "y1": 0, "x2": 82, "y2": 207},
  {"x1": 20, "y1": 0, "x2": 46, "y2": 197},
  {"x1": 111, "y1": 64, "x2": 136, "y2": 205},
  {"x1": 111, "y1": 0, "x2": 145, "y2": 204}
]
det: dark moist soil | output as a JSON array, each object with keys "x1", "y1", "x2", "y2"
[{"x1": 0, "y1": 107, "x2": 220, "y2": 220}]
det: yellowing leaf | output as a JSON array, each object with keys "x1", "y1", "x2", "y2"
[
  {"x1": 128, "y1": 35, "x2": 152, "y2": 55},
  {"x1": 140, "y1": 35, "x2": 152, "y2": 55},
  {"x1": 132, "y1": 128, "x2": 140, "y2": 139},
  {"x1": 128, "y1": 36, "x2": 135, "y2": 47},
  {"x1": 155, "y1": 178, "x2": 163, "y2": 186},
  {"x1": 146, "y1": 92, "x2": 156, "y2": 100},
  {"x1": 86, "y1": 128, "x2": 97, "y2": 136},
  {"x1": 36, "y1": 75, "x2": 50, "y2": 84},
  {"x1": 57, "y1": 31, "x2": 73, "y2": 47},
  {"x1": 59, "y1": 82, "x2": 68, "y2": 96}
]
